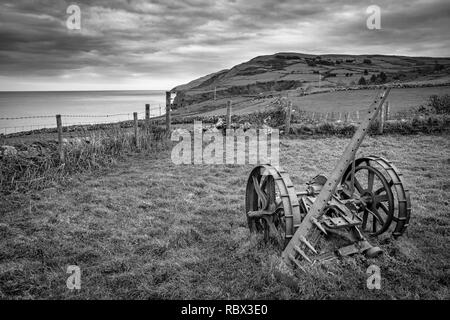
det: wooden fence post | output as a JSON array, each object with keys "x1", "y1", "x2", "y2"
[
  {"x1": 133, "y1": 112, "x2": 139, "y2": 147},
  {"x1": 378, "y1": 103, "x2": 385, "y2": 134},
  {"x1": 285, "y1": 101, "x2": 292, "y2": 134},
  {"x1": 166, "y1": 91, "x2": 171, "y2": 135},
  {"x1": 145, "y1": 104, "x2": 150, "y2": 133},
  {"x1": 226, "y1": 100, "x2": 232, "y2": 130},
  {"x1": 56, "y1": 114, "x2": 64, "y2": 163}
]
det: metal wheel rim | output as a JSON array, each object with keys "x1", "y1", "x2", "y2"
[
  {"x1": 245, "y1": 165, "x2": 301, "y2": 247},
  {"x1": 342, "y1": 156, "x2": 411, "y2": 237}
]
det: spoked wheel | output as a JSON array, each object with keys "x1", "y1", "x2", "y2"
[
  {"x1": 342, "y1": 156, "x2": 411, "y2": 237},
  {"x1": 245, "y1": 165, "x2": 301, "y2": 248},
  {"x1": 342, "y1": 165, "x2": 394, "y2": 236}
]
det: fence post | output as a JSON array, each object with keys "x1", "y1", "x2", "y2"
[
  {"x1": 285, "y1": 101, "x2": 292, "y2": 134},
  {"x1": 384, "y1": 101, "x2": 390, "y2": 120},
  {"x1": 226, "y1": 100, "x2": 232, "y2": 131},
  {"x1": 166, "y1": 91, "x2": 171, "y2": 135},
  {"x1": 134, "y1": 112, "x2": 139, "y2": 147},
  {"x1": 56, "y1": 114, "x2": 64, "y2": 163},
  {"x1": 145, "y1": 104, "x2": 150, "y2": 133},
  {"x1": 345, "y1": 112, "x2": 350, "y2": 123},
  {"x1": 378, "y1": 103, "x2": 385, "y2": 134}
]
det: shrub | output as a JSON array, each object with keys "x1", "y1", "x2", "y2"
[
  {"x1": 427, "y1": 94, "x2": 450, "y2": 114},
  {"x1": 358, "y1": 77, "x2": 367, "y2": 85},
  {"x1": 434, "y1": 63, "x2": 444, "y2": 72}
]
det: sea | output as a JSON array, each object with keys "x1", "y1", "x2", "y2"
[{"x1": 0, "y1": 90, "x2": 166, "y2": 134}]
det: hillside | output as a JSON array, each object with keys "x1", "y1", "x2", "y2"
[{"x1": 171, "y1": 52, "x2": 450, "y2": 115}]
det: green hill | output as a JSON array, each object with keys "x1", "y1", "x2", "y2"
[{"x1": 171, "y1": 52, "x2": 450, "y2": 116}]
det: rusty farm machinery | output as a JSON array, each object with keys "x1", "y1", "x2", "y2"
[{"x1": 245, "y1": 88, "x2": 411, "y2": 269}]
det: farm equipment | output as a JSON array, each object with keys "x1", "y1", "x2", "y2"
[{"x1": 245, "y1": 88, "x2": 411, "y2": 269}]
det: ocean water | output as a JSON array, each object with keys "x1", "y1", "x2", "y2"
[{"x1": 0, "y1": 90, "x2": 166, "y2": 134}]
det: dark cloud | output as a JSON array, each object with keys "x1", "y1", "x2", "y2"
[{"x1": 0, "y1": 0, "x2": 449, "y2": 90}]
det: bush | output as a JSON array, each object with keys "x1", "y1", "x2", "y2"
[
  {"x1": 358, "y1": 77, "x2": 367, "y2": 85},
  {"x1": 434, "y1": 63, "x2": 444, "y2": 72},
  {"x1": 427, "y1": 94, "x2": 450, "y2": 114}
]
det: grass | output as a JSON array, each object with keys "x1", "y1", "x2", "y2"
[
  {"x1": 0, "y1": 125, "x2": 167, "y2": 194},
  {"x1": 289, "y1": 86, "x2": 450, "y2": 113},
  {"x1": 0, "y1": 133, "x2": 449, "y2": 299},
  {"x1": 177, "y1": 86, "x2": 450, "y2": 118},
  {"x1": 170, "y1": 98, "x2": 450, "y2": 137}
]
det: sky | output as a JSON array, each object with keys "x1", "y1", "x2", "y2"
[{"x1": 0, "y1": 0, "x2": 449, "y2": 91}]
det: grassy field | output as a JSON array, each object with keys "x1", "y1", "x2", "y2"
[
  {"x1": 189, "y1": 86, "x2": 450, "y2": 118},
  {"x1": 0, "y1": 133, "x2": 449, "y2": 299},
  {"x1": 291, "y1": 86, "x2": 450, "y2": 113}
]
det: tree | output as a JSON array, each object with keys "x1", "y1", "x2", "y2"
[
  {"x1": 370, "y1": 74, "x2": 377, "y2": 83},
  {"x1": 379, "y1": 72, "x2": 387, "y2": 83},
  {"x1": 364, "y1": 69, "x2": 369, "y2": 75},
  {"x1": 358, "y1": 77, "x2": 367, "y2": 85}
]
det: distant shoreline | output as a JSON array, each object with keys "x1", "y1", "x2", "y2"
[{"x1": 0, "y1": 89, "x2": 166, "y2": 93}]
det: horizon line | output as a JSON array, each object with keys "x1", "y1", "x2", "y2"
[{"x1": 0, "y1": 89, "x2": 169, "y2": 93}]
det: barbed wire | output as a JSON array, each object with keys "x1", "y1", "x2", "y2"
[
  {"x1": 0, "y1": 108, "x2": 163, "y2": 121},
  {"x1": 0, "y1": 115, "x2": 55, "y2": 120},
  {"x1": 0, "y1": 111, "x2": 166, "y2": 134}
]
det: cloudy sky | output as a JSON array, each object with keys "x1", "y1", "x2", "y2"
[{"x1": 0, "y1": 0, "x2": 449, "y2": 91}]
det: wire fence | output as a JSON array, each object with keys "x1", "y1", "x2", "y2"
[
  {"x1": 291, "y1": 106, "x2": 430, "y2": 124},
  {"x1": 0, "y1": 94, "x2": 441, "y2": 137},
  {"x1": 292, "y1": 108, "x2": 371, "y2": 123},
  {"x1": 0, "y1": 105, "x2": 165, "y2": 135}
]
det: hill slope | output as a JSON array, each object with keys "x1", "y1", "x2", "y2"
[{"x1": 171, "y1": 52, "x2": 450, "y2": 114}]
